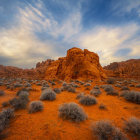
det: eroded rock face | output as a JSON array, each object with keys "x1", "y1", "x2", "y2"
[
  {"x1": 0, "y1": 59, "x2": 54, "y2": 79},
  {"x1": 104, "y1": 59, "x2": 140, "y2": 79},
  {"x1": 45, "y1": 47, "x2": 106, "y2": 81}
]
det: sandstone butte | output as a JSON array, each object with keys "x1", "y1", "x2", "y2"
[
  {"x1": 0, "y1": 47, "x2": 107, "y2": 81},
  {"x1": 104, "y1": 59, "x2": 140, "y2": 80},
  {"x1": 45, "y1": 47, "x2": 106, "y2": 81}
]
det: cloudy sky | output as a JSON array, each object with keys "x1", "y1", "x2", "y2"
[{"x1": 0, "y1": 0, "x2": 140, "y2": 68}]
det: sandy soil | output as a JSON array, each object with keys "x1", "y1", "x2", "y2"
[{"x1": 0, "y1": 82, "x2": 140, "y2": 140}]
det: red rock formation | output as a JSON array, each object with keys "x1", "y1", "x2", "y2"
[
  {"x1": 0, "y1": 47, "x2": 107, "y2": 80},
  {"x1": 0, "y1": 59, "x2": 54, "y2": 79},
  {"x1": 104, "y1": 59, "x2": 140, "y2": 79},
  {"x1": 45, "y1": 47, "x2": 106, "y2": 81}
]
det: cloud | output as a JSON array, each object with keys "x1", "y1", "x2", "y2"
[
  {"x1": 78, "y1": 24, "x2": 140, "y2": 65},
  {"x1": 0, "y1": 0, "x2": 140, "y2": 68},
  {"x1": 111, "y1": 0, "x2": 140, "y2": 17}
]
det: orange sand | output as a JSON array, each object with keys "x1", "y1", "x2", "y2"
[{"x1": 0, "y1": 82, "x2": 140, "y2": 140}]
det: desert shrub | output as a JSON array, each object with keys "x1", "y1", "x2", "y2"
[
  {"x1": 76, "y1": 93, "x2": 85, "y2": 99},
  {"x1": 40, "y1": 89, "x2": 56, "y2": 101},
  {"x1": 29, "y1": 101, "x2": 43, "y2": 113},
  {"x1": 121, "y1": 86, "x2": 129, "y2": 91},
  {"x1": 112, "y1": 128, "x2": 128, "y2": 140},
  {"x1": 93, "y1": 85, "x2": 99, "y2": 89},
  {"x1": 62, "y1": 82, "x2": 67, "y2": 87},
  {"x1": 92, "y1": 120, "x2": 115, "y2": 140},
  {"x1": 41, "y1": 86, "x2": 49, "y2": 91},
  {"x1": 106, "y1": 78, "x2": 115, "y2": 84},
  {"x1": 24, "y1": 83, "x2": 31, "y2": 87},
  {"x1": 129, "y1": 84, "x2": 135, "y2": 87},
  {"x1": 51, "y1": 82, "x2": 56, "y2": 86},
  {"x1": 16, "y1": 88, "x2": 29, "y2": 96},
  {"x1": 0, "y1": 108, "x2": 14, "y2": 133},
  {"x1": 61, "y1": 84, "x2": 76, "y2": 93},
  {"x1": 121, "y1": 90, "x2": 140, "y2": 104},
  {"x1": 0, "y1": 82, "x2": 3, "y2": 86},
  {"x1": 67, "y1": 86, "x2": 76, "y2": 93},
  {"x1": 92, "y1": 120, "x2": 127, "y2": 140},
  {"x1": 136, "y1": 84, "x2": 140, "y2": 88},
  {"x1": 115, "y1": 84, "x2": 121, "y2": 88},
  {"x1": 99, "y1": 104, "x2": 106, "y2": 110},
  {"x1": 6, "y1": 85, "x2": 10, "y2": 89},
  {"x1": 2, "y1": 101, "x2": 10, "y2": 107},
  {"x1": 58, "y1": 102, "x2": 87, "y2": 122},
  {"x1": 101, "y1": 85, "x2": 114, "y2": 92},
  {"x1": 104, "y1": 85, "x2": 114, "y2": 92},
  {"x1": 106, "y1": 90, "x2": 119, "y2": 96},
  {"x1": 53, "y1": 88, "x2": 61, "y2": 94},
  {"x1": 124, "y1": 117, "x2": 140, "y2": 138},
  {"x1": 9, "y1": 93, "x2": 29, "y2": 110},
  {"x1": 0, "y1": 90, "x2": 5, "y2": 96},
  {"x1": 79, "y1": 95, "x2": 97, "y2": 105},
  {"x1": 84, "y1": 83, "x2": 91, "y2": 87},
  {"x1": 90, "y1": 89, "x2": 101, "y2": 96},
  {"x1": 13, "y1": 83, "x2": 22, "y2": 88},
  {"x1": 36, "y1": 83, "x2": 41, "y2": 86},
  {"x1": 69, "y1": 82, "x2": 79, "y2": 88}
]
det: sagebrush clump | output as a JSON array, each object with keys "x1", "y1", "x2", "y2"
[
  {"x1": 59, "y1": 102, "x2": 87, "y2": 122},
  {"x1": 0, "y1": 108, "x2": 14, "y2": 133},
  {"x1": 90, "y1": 89, "x2": 101, "y2": 96},
  {"x1": 79, "y1": 95, "x2": 97, "y2": 105},
  {"x1": 29, "y1": 101, "x2": 43, "y2": 113},
  {"x1": 76, "y1": 93, "x2": 85, "y2": 99},
  {"x1": 106, "y1": 90, "x2": 119, "y2": 96},
  {"x1": 121, "y1": 90, "x2": 140, "y2": 104},
  {"x1": 92, "y1": 120, "x2": 127, "y2": 140},
  {"x1": 124, "y1": 117, "x2": 140, "y2": 138},
  {"x1": 40, "y1": 89, "x2": 56, "y2": 101},
  {"x1": 0, "y1": 90, "x2": 5, "y2": 96},
  {"x1": 9, "y1": 93, "x2": 29, "y2": 110}
]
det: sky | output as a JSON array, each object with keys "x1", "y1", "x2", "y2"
[{"x1": 0, "y1": 0, "x2": 140, "y2": 68}]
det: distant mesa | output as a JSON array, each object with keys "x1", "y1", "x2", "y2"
[{"x1": 104, "y1": 59, "x2": 140, "y2": 80}]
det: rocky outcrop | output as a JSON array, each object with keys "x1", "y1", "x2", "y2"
[
  {"x1": 0, "y1": 59, "x2": 54, "y2": 79},
  {"x1": 45, "y1": 47, "x2": 106, "y2": 81},
  {"x1": 104, "y1": 59, "x2": 140, "y2": 79}
]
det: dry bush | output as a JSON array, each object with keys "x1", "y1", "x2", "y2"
[
  {"x1": 53, "y1": 88, "x2": 61, "y2": 94},
  {"x1": 29, "y1": 101, "x2": 43, "y2": 113},
  {"x1": 0, "y1": 108, "x2": 14, "y2": 133},
  {"x1": 124, "y1": 117, "x2": 140, "y2": 138},
  {"x1": 59, "y1": 102, "x2": 87, "y2": 122},
  {"x1": 9, "y1": 93, "x2": 29, "y2": 110},
  {"x1": 121, "y1": 86, "x2": 129, "y2": 91},
  {"x1": 121, "y1": 90, "x2": 140, "y2": 104},
  {"x1": 106, "y1": 78, "x2": 115, "y2": 84},
  {"x1": 99, "y1": 104, "x2": 106, "y2": 110},
  {"x1": 92, "y1": 120, "x2": 127, "y2": 140},
  {"x1": 76, "y1": 93, "x2": 85, "y2": 99},
  {"x1": 0, "y1": 90, "x2": 5, "y2": 96},
  {"x1": 40, "y1": 89, "x2": 56, "y2": 101},
  {"x1": 90, "y1": 89, "x2": 101, "y2": 96},
  {"x1": 136, "y1": 84, "x2": 140, "y2": 88},
  {"x1": 106, "y1": 90, "x2": 119, "y2": 96},
  {"x1": 79, "y1": 95, "x2": 97, "y2": 105}
]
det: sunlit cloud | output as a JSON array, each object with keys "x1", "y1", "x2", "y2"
[
  {"x1": 0, "y1": 0, "x2": 140, "y2": 68},
  {"x1": 78, "y1": 24, "x2": 140, "y2": 65}
]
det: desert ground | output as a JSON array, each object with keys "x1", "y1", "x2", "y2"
[{"x1": 0, "y1": 78, "x2": 140, "y2": 140}]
